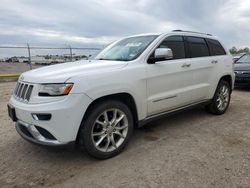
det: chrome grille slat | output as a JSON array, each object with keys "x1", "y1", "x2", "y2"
[
  {"x1": 25, "y1": 85, "x2": 33, "y2": 101},
  {"x1": 15, "y1": 83, "x2": 21, "y2": 96},
  {"x1": 13, "y1": 81, "x2": 34, "y2": 102},
  {"x1": 14, "y1": 82, "x2": 20, "y2": 95},
  {"x1": 23, "y1": 85, "x2": 30, "y2": 101},
  {"x1": 17, "y1": 84, "x2": 24, "y2": 98},
  {"x1": 21, "y1": 84, "x2": 28, "y2": 99}
]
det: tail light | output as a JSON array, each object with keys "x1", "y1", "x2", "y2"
[{"x1": 232, "y1": 58, "x2": 236, "y2": 64}]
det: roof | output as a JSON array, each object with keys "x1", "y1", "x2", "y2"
[{"x1": 171, "y1": 30, "x2": 212, "y2": 36}]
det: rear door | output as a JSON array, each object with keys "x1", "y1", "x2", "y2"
[{"x1": 185, "y1": 36, "x2": 217, "y2": 102}]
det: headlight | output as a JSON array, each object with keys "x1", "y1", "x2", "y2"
[{"x1": 38, "y1": 83, "x2": 74, "y2": 96}]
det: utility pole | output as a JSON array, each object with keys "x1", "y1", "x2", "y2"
[
  {"x1": 69, "y1": 45, "x2": 73, "y2": 62},
  {"x1": 27, "y1": 43, "x2": 32, "y2": 70}
]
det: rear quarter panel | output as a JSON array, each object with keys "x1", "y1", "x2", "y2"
[{"x1": 208, "y1": 54, "x2": 234, "y2": 98}]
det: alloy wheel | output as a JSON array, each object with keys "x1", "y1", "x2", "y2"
[
  {"x1": 216, "y1": 85, "x2": 230, "y2": 111},
  {"x1": 91, "y1": 108, "x2": 128, "y2": 152}
]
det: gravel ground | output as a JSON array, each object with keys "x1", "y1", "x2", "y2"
[{"x1": 0, "y1": 82, "x2": 249, "y2": 188}]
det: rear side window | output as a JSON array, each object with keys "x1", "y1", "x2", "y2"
[
  {"x1": 186, "y1": 37, "x2": 209, "y2": 58},
  {"x1": 206, "y1": 39, "x2": 226, "y2": 56},
  {"x1": 158, "y1": 36, "x2": 185, "y2": 59}
]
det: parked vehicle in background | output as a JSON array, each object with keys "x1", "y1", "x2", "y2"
[
  {"x1": 234, "y1": 53, "x2": 250, "y2": 87},
  {"x1": 233, "y1": 53, "x2": 245, "y2": 63},
  {"x1": 8, "y1": 30, "x2": 235, "y2": 159},
  {"x1": 5, "y1": 57, "x2": 19, "y2": 63}
]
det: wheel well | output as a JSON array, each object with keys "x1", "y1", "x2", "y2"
[
  {"x1": 83, "y1": 93, "x2": 138, "y2": 126},
  {"x1": 220, "y1": 75, "x2": 233, "y2": 92}
]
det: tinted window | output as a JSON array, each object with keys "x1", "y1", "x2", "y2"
[
  {"x1": 206, "y1": 39, "x2": 226, "y2": 56},
  {"x1": 158, "y1": 36, "x2": 185, "y2": 59},
  {"x1": 187, "y1": 37, "x2": 209, "y2": 58}
]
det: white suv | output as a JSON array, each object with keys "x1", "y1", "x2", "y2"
[{"x1": 8, "y1": 30, "x2": 235, "y2": 159}]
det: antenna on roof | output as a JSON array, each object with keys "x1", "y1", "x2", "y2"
[{"x1": 172, "y1": 30, "x2": 212, "y2": 36}]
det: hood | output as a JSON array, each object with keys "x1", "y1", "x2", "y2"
[
  {"x1": 20, "y1": 60, "x2": 128, "y2": 83},
  {"x1": 234, "y1": 63, "x2": 250, "y2": 71}
]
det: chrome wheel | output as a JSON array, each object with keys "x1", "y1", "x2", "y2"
[
  {"x1": 216, "y1": 85, "x2": 229, "y2": 111},
  {"x1": 91, "y1": 108, "x2": 129, "y2": 152}
]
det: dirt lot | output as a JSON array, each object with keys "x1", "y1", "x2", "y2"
[{"x1": 0, "y1": 82, "x2": 249, "y2": 188}]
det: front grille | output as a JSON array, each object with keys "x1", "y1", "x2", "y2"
[
  {"x1": 14, "y1": 82, "x2": 34, "y2": 102},
  {"x1": 243, "y1": 72, "x2": 250, "y2": 75},
  {"x1": 235, "y1": 71, "x2": 250, "y2": 75}
]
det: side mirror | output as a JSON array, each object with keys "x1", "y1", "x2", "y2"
[
  {"x1": 148, "y1": 48, "x2": 173, "y2": 64},
  {"x1": 155, "y1": 48, "x2": 173, "y2": 60}
]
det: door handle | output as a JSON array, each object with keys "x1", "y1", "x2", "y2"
[
  {"x1": 211, "y1": 60, "x2": 218, "y2": 64},
  {"x1": 182, "y1": 63, "x2": 191, "y2": 68}
]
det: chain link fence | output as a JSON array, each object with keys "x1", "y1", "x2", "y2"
[{"x1": 0, "y1": 44, "x2": 101, "y2": 74}]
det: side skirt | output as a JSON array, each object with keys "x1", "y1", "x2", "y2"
[{"x1": 137, "y1": 100, "x2": 211, "y2": 127}]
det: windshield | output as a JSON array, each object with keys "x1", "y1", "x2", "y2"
[
  {"x1": 95, "y1": 35, "x2": 158, "y2": 61},
  {"x1": 237, "y1": 54, "x2": 250, "y2": 64}
]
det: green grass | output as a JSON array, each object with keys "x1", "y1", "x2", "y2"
[{"x1": 0, "y1": 74, "x2": 20, "y2": 77}]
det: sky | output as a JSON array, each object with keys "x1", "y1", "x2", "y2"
[{"x1": 0, "y1": 0, "x2": 250, "y2": 54}]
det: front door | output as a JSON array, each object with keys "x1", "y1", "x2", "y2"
[{"x1": 146, "y1": 36, "x2": 194, "y2": 116}]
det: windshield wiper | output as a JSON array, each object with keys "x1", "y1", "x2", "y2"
[
  {"x1": 97, "y1": 58, "x2": 128, "y2": 61},
  {"x1": 97, "y1": 58, "x2": 109, "y2": 60}
]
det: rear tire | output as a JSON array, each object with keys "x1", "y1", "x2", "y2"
[
  {"x1": 78, "y1": 100, "x2": 134, "y2": 159},
  {"x1": 206, "y1": 80, "x2": 231, "y2": 115}
]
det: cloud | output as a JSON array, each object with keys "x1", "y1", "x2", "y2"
[{"x1": 0, "y1": 0, "x2": 250, "y2": 49}]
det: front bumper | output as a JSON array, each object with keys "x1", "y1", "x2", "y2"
[
  {"x1": 9, "y1": 93, "x2": 93, "y2": 144},
  {"x1": 16, "y1": 120, "x2": 71, "y2": 146}
]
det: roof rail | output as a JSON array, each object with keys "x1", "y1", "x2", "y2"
[{"x1": 172, "y1": 30, "x2": 212, "y2": 36}]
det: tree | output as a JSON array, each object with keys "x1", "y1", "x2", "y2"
[
  {"x1": 229, "y1": 46, "x2": 237, "y2": 54},
  {"x1": 238, "y1": 48, "x2": 244, "y2": 53},
  {"x1": 243, "y1": 47, "x2": 249, "y2": 53},
  {"x1": 229, "y1": 46, "x2": 250, "y2": 54}
]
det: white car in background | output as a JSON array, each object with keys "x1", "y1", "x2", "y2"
[{"x1": 8, "y1": 30, "x2": 235, "y2": 159}]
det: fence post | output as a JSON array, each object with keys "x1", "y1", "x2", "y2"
[
  {"x1": 27, "y1": 43, "x2": 32, "y2": 70},
  {"x1": 69, "y1": 45, "x2": 73, "y2": 62}
]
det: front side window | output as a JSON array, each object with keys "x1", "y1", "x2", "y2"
[
  {"x1": 187, "y1": 37, "x2": 209, "y2": 58},
  {"x1": 206, "y1": 39, "x2": 226, "y2": 56},
  {"x1": 158, "y1": 36, "x2": 186, "y2": 59},
  {"x1": 236, "y1": 54, "x2": 250, "y2": 64},
  {"x1": 95, "y1": 35, "x2": 158, "y2": 61}
]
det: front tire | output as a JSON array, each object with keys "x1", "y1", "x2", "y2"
[
  {"x1": 78, "y1": 100, "x2": 134, "y2": 159},
  {"x1": 206, "y1": 80, "x2": 231, "y2": 115}
]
